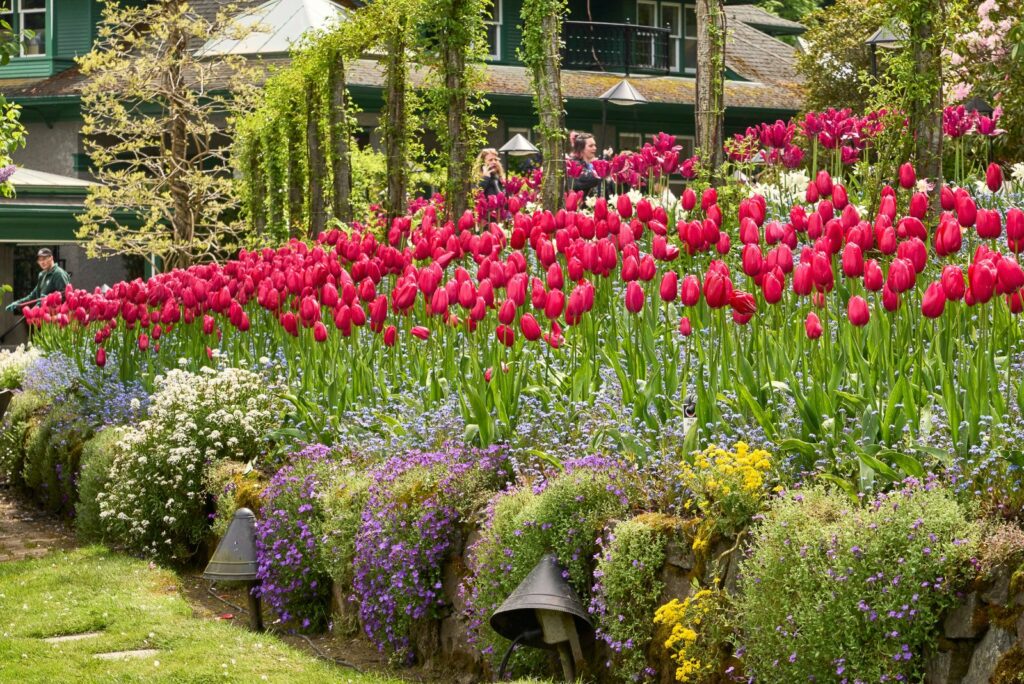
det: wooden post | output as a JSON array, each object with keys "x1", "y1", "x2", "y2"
[
  {"x1": 695, "y1": 0, "x2": 725, "y2": 175},
  {"x1": 328, "y1": 47, "x2": 353, "y2": 223}
]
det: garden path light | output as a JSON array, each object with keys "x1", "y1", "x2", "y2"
[{"x1": 202, "y1": 507, "x2": 264, "y2": 632}]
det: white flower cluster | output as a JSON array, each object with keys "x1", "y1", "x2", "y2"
[
  {"x1": 0, "y1": 345, "x2": 41, "y2": 391},
  {"x1": 97, "y1": 366, "x2": 282, "y2": 560},
  {"x1": 748, "y1": 170, "x2": 810, "y2": 210}
]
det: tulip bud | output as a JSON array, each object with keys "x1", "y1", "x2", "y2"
[
  {"x1": 941, "y1": 265, "x2": 965, "y2": 301},
  {"x1": 520, "y1": 313, "x2": 542, "y2": 341},
  {"x1": 909, "y1": 193, "x2": 928, "y2": 220},
  {"x1": 495, "y1": 324, "x2": 515, "y2": 347},
  {"x1": 313, "y1": 321, "x2": 328, "y2": 342},
  {"x1": 841, "y1": 243, "x2": 864, "y2": 278},
  {"x1": 681, "y1": 188, "x2": 696, "y2": 211},
  {"x1": 383, "y1": 325, "x2": 397, "y2": 347},
  {"x1": 138, "y1": 333, "x2": 149, "y2": 351},
  {"x1": 987, "y1": 163, "x2": 1003, "y2": 193},
  {"x1": 680, "y1": 275, "x2": 701, "y2": 306},
  {"x1": 678, "y1": 316, "x2": 692, "y2": 337},
  {"x1": 805, "y1": 312, "x2": 823, "y2": 339},
  {"x1": 847, "y1": 295, "x2": 870, "y2": 326},
  {"x1": 660, "y1": 271, "x2": 678, "y2": 302},
  {"x1": 625, "y1": 281, "x2": 645, "y2": 313},
  {"x1": 898, "y1": 162, "x2": 916, "y2": 190},
  {"x1": 616, "y1": 193, "x2": 633, "y2": 219},
  {"x1": 95, "y1": 348, "x2": 107, "y2": 367}
]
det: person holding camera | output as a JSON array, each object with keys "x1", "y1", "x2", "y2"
[
  {"x1": 5, "y1": 248, "x2": 71, "y2": 314},
  {"x1": 477, "y1": 148, "x2": 506, "y2": 197}
]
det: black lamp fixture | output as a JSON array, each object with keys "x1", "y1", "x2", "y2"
[
  {"x1": 963, "y1": 95, "x2": 993, "y2": 118},
  {"x1": 202, "y1": 507, "x2": 264, "y2": 631},
  {"x1": 599, "y1": 79, "x2": 648, "y2": 153},
  {"x1": 864, "y1": 25, "x2": 905, "y2": 78},
  {"x1": 490, "y1": 554, "x2": 593, "y2": 682},
  {"x1": 499, "y1": 133, "x2": 540, "y2": 173}
]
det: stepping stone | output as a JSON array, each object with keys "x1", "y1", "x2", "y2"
[
  {"x1": 93, "y1": 649, "x2": 160, "y2": 660},
  {"x1": 43, "y1": 631, "x2": 103, "y2": 644}
]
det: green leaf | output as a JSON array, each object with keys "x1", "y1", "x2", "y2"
[{"x1": 818, "y1": 472, "x2": 858, "y2": 501}]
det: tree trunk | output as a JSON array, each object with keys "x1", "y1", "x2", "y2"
[
  {"x1": 328, "y1": 47, "x2": 353, "y2": 223},
  {"x1": 247, "y1": 138, "x2": 267, "y2": 235},
  {"x1": 695, "y1": 0, "x2": 725, "y2": 174},
  {"x1": 267, "y1": 126, "x2": 286, "y2": 234},
  {"x1": 306, "y1": 78, "x2": 328, "y2": 239},
  {"x1": 287, "y1": 108, "x2": 305, "y2": 238},
  {"x1": 442, "y1": 0, "x2": 472, "y2": 220},
  {"x1": 911, "y1": 13, "x2": 944, "y2": 214},
  {"x1": 536, "y1": 9, "x2": 565, "y2": 210},
  {"x1": 383, "y1": 21, "x2": 410, "y2": 221},
  {"x1": 165, "y1": 10, "x2": 193, "y2": 270}
]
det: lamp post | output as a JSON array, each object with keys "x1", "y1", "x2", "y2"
[
  {"x1": 499, "y1": 132, "x2": 540, "y2": 171},
  {"x1": 202, "y1": 507, "x2": 264, "y2": 632},
  {"x1": 864, "y1": 26, "x2": 903, "y2": 79},
  {"x1": 598, "y1": 79, "x2": 648, "y2": 154}
]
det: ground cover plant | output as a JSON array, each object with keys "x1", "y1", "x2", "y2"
[{"x1": 0, "y1": 546, "x2": 403, "y2": 684}]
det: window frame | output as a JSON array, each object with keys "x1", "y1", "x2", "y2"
[
  {"x1": 660, "y1": 2, "x2": 682, "y2": 72},
  {"x1": 484, "y1": 0, "x2": 502, "y2": 61},
  {"x1": 1, "y1": 0, "x2": 48, "y2": 59}
]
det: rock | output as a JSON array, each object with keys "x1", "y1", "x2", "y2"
[
  {"x1": 663, "y1": 539, "x2": 694, "y2": 572},
  {"x1": 1017, "y1": 610, "x2": 1024, "y2": 641},
  {"x1": 42, "y1": 631, "x2": 102, "y2": 644},
  {"x1": 981, "y1": 569, "x2": 1013, "y2": 607},
  {"x1": 961, "y1": 627, "x2": 1016, "y2": 684},
  {"x1": 944, "y1": 592, "x2": 982, "y2": 639},
  {"x1": 925, "y1": 641, "x2": 973, "y2": 684}
]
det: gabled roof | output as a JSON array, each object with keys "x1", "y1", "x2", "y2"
[
  {"x1": 724, "y1": 5, "x2": 805, "y2": 37},
  {"x1": 725, "y1": 19, "x2": 803, "y2": 87},
  {"x1": 196, "y1": 0, "x2": 348, "y2": 57}
]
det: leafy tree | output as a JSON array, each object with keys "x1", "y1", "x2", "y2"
[
  {"x1": 77, "y1": 0, "x2": 260, "y2": 271},
  {"x1": 757, "y1": 0, "x2": 823, "y2": 22},
  {"x1": 0, "y1": 11, "x2": 27, "y2": 198},
  {"x1": 796, "y1": 0, "x2": 889, "y2": 112}
]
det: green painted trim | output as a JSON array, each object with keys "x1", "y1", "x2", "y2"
[
  {"x1": 13, "y1": 185, "x2": 90, "y2": 197},
  {"x1": 0, "y1": 204, "x2": 82, "y2": 241}
]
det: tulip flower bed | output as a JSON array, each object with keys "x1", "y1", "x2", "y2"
[{"x1": 20, "y1": 140, "x2": 1024, "y2": 502}]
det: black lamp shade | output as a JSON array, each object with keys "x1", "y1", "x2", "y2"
[
  {"x1": 203, "y1": 508, "x2": 259, "y2": 582},
  {"x1": 865, "y1": 26, "x2": 904, "y2": 48},
  {"x1": 490, "y1": 554, "x2": 593, "y2": 649},
  {"x1": 963, "y1": 95, "x2": 994, "y2": 117}
]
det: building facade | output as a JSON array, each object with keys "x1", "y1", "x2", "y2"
[{"x1": 0, "y1": 0, "x2": 805, "y2": 327}]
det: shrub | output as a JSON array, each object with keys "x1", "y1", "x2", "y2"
[
  {"x1": 353, "y1": 445, "x2": 511, "y2": 663},
  {"x1": 208, "y1": 460, "x2": 269, "y2": 539},
  {"x1": 680, "y1": 442, "x2": 776, "y2": 558},
  {"x1": 76, "y1": 427, "x2": 128, "y2": 542},
  {"x1": 0, "y1": 345, "x2": 41, "y2": 390},
  {"x1": 653, "y1": 586, "x2": 733, "y2": 683},
  {"x1": 0, "y1": 390, "x2": 50, "y2": 488},
  {"x1": 316, "y1": 465, "x2": 372, "y2": 634},
  {"x1": 255, "y1": 444, "x2": 339, "y2": 632},
  {"x1": 21, "y1": 398, "x2": 91, "y2": 515},
  {"x1": 99, "y1": 367, "x2": 281, "y2": 561},
  {"x1": 462, "y1": 456, "x2": 640, "y2": 676},
  {"x1": 591, "y1": 513, "x2": 681, "y2": 683},
  {"x1": 735, "y1": 481, "x2": 980, "y2": 683}
]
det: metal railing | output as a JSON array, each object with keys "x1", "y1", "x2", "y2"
[{"x1": 563, "y1": 21, "x2": 672, "y2": 76}]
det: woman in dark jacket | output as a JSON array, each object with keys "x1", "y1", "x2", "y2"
[
  {"x1": 567, "y1": 131, "x2": 604, "y2": 196},
  {"x1": 477, "y1": 148, "x2": 506, "y2": 197}
]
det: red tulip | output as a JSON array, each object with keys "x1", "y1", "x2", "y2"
[
  {"x1": 968, "y1": 260, "x2": 997, "y2": 304},
  {"x1": 882, "y1": 284, "x2": 900, "y2": 312},
  {"x1": 498, "y1": 299, "x2": 516, "y2": 325},
  {"x1": 792, "y1": 263, "x2": 812, "y2": 296},
  {"x1": 941, "y1": 265, "x2": 965, "y2": 301},
  {"x1": 841, "y1": 243, "x2": 863, "y2": 278},
  {"x1": 805, "y1": 312, "x2": 823, "y2": 339},
  {"x1": 660, "y1": 271, "x2": 678, "y2": 302},
  {"x1": 729, "y1": 291, "x2": 757, "y2": 316},
  {"x1": 887, "y1": 258, "x2": 915, "y2": 293},
  {"x1": 203, "y1": 314, "x2": 216, "y2": 335},
  {"x1": 921, "y1": 282, "x2": 946, "y2": 318},
  {"x1": 762, "y1": 272, "x2": 783, "y2": 304},
  {"x1": 410, "y1": 325, "x2": 430, "y2": 340},
  {"x1": 383, "y1": 325, "x2": 397, "y2": 346},
  {"x1": 680, "y1": 275, "x2": 701, "y2": 306},
  {"x1": 678, "y1": 316, "x2": 692, "y2": 336},
  {"x1": 701, "y1": 188, "x2": 718, "y2": 211},
  {"x1": 811, "y1": 252, "x2": 834, "y2": 293},
  {"x1": 996, "y1": 257, "x2": 1024, "y2": 294},
  {"x1": 956, "y1": 196, "x2": 977, "y2": 227},
  {"x1": 862, "y1": 259, "x2": 883, "y2": 291},
  {"x1": 832, "y1": 184, "x2": 848, "y2": 210},
  {"x1": 544, "y1": 289, "x2": 565, "y2": 319},
  {"x1": 815, "y1": 170, "x2": 833, "y2": 198},
  {"x1": 636, "y1": 198, "x2": 653, "y2": 223},
  {"x1": 681, "y1": 188, "x2": 696, "y2": 211},
  {"x1": 546, "y1": 263, "x2": 564, "y2": 290},
  {"x1": 909, "y1": 193, "x2": 929, "y2": 220},
  {"x1": 898, "y1": 162, "x2": 916, "y2": 190},
  {"x1": 940, "y1": 185, "x2": 956, "y2": 211},
  {"x1": 495, "y1": 324, "x2": 515, "y2": 347},
  {"x1": 1007, "y1": 209, "x2": 1024, "y2": 242},
  {"x1": 987, "y1": 163, "x2": 1003, "y2": 193},
  {"x1": 976, "y1": 209, "x2": 1002, "y2": 239},
  {"x1": 520, "y1": 313, "x2": 542, "y2": 341},
  {"x1": 625, "y1": 281, "x2": 645, "y2": 313},
  {"x1": 313, "y1": 321, "x2": 328, "y2": 342},
  {"x1": 847, "y1": 296, "x2": 869, "y2": 326},
  {"x1": 281, "y1": 311, "x2": 299, "y2": 336},
  {"x1": 616, "y1": 193, "x2": 633, "y2": 219},
  {"x1": 138, "y1": 333, "x2": 150, "y2": 351},
  {"x1": 934, "y1": 217, "x2": 962, "y2": 257}
]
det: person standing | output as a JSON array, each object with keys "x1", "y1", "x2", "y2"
[
  {"x1": 5, "y1": 248, "x2": 71, "y2": 313},
  {"x1": 477, "y1": 148, "x2": 506, "y2": 197}
]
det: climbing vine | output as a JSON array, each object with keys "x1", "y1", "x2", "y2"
[{"x1": 519, "y1": 0, "x2": 568, "y2": 209}]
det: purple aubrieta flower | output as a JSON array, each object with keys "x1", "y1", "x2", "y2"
[{"x1": 0, "y1": 164, "x2": 15, "y2": 184}]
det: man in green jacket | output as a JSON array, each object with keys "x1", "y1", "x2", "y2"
[{"x1": 5, "y1": 248, "x2": 71, "y2": 313}]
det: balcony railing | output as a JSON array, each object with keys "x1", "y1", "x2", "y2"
[{"x1": 562, "y1": 21, "x2": 672, "y2": 76}]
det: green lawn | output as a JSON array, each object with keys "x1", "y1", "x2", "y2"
[{"x1": 0, "y1": 546, "x2": 404, "y2": 684}]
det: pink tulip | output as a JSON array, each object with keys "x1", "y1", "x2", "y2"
[
  {"x1": 847, "y1": 296, "x2": 869, "y2": 326},
  {"x1": 805, "y1": 312, "x2": 823, "y2": 339},
  {"x1": 921, "y1": 282, "x2": 946, "y2": 318}
]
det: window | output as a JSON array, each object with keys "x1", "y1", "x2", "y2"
[
  {"x1": 507, "y1": 126, "x2": 532, "y2": 141},
  {"x1": 635, "y1": 0, "x2": 657, "y2": 68},
  {"x1": 485, "y1": 0, "x2": 501, "y2": 60},
  {"x1": 619, "y1": 132, "x2": 642, "y2": 153},
  {"x1": 661, "y1": 3, "x2": 681, "y2": 72},
  {"x1": 683, "y1": 5, "x2": 697, "y2": 73},
  {"x1": 1, "y1": 0, "x2": 46, "y2": 58}
]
